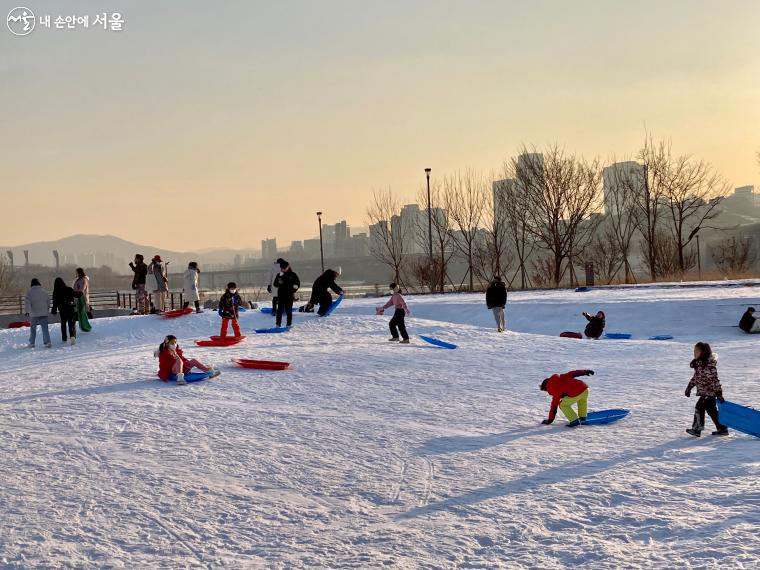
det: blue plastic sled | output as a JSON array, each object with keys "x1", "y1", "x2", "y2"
[
  {"x1": 718, "y1": 400, "x2": 760, "y2": 438},
  {"x1": 255, "y1": 327, "x2": 289, "y2": 334},
  {"x1": 575, "y1": 287, "x2": 591, "y2": 292},
  {"x1": 419, "y1": 335, "x2": 458, "y2": 349},
  {"x1": 605, "y1": 333, "x2": 632, "y2": 340},
  {"x1": 582, "y1": 409, "x2": 630, "y2": 425},
  {"x1": 260, "y1": 307, "x2": 274, "y2": 314},
  {"x1": 320, "y1": 294, "x2": 344, "y2": 317},
  {"x1": 168, "y1": 372, "x2": 210, "y2": 383},
  {"x1": 649, "y1": 335, "x2": 674, "y2": 341}
]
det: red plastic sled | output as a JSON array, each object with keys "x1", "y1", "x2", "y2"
[
  {"x1": 162, "y1": 308, "x2": 193, "y2": 318},
  {"x1": 8, "y1": 321, "x2": 31, "y2": 328},
  {"x1": 195, "y1": 335, "x2": 246, "y2": 347},
  {"x1": 232, "y1": 358, "x2": 290, "y2": 371},
  {"x1": 560, "y1": 331, "x2": 583, "y2": 339}
]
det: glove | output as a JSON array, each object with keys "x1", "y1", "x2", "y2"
[
  {"x1": 716, "y1": 392, "x2": 725, "y2": 403},
  {"x1": 684, "y1": 388, "x2": 692, "y2": 397},
  {"x1": 541, "y1": 419, "x2": 553, "y2": 425},
  {"x1": 586, "y1": 370, "x2": 595, "y2": 376}
]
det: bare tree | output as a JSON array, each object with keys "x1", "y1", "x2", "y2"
[
  {"x1": 443, "y1": 169, "x2": 486, "y2": 291},
  {"x1": 0, "y1": 255, "x2": 17, "y2": 296},
  {"x1": 633, "y1": 137, "x2": 669, "y2": 282},
  {"x1": 661, "y1": 153, "x2": 728, "y2": 274},
  {"x1": 642, "y1": 230, "x2": 696, "y2": 279},
  {"x1": 584, "y1": 227, "x2": 623, "y2": 284},
  {"x1": 474, "y1": 176, "x2": 514, "y2": 282},
  {"x1": 366, "y1": 188, "x2": 406, "y2": 286},
  {"x1": 603, "y1": 158, "x2": 641, "y2": 283},
  {"x1": 514, "y1": 145, "x2": 603, "y2": 288},
  {"x1": 495, "y1": 170, "x2": 536, "y2": 289},
  {"x1": 415, "y1": 181, "x2": 455, "y2": 293},
  {"x1": 710, "y1": 236, "x2": 754, "y2": 276}
]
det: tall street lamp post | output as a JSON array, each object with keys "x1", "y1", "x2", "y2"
[
  {"x1": 317, "y1": 211, "x2": 325, "y2": 272},
  {"x1": 425, "y1": 168, "x2": 433, "y2": 288}
]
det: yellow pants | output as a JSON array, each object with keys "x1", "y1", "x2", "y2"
[{"x1": 559, "y1": 389, "x2": 589, "y2": 422}]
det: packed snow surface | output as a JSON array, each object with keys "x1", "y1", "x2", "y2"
[{"x1": 1, "y1": 284, "x2": 760, "y2": 568}]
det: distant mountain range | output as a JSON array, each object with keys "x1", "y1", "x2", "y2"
[{"x1": 1, "y1": 234, "x2": 263, "y2": 273}]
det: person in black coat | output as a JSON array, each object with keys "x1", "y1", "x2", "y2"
[
  {"x1": 129, "y1": 254, "x2": 149, "y2": 315},
  {"x1": 51, "y1": 277, "x2": 82, "y2": 345},
  {"x1": 582, "y1": 310, "x2": 605, "y2": 339},
  {"x1": 485, "y1": 276, "x2": 507, "y2": 332},
  {"x1": 273, "y1": 260, "x2": 300, "y2": 327},
  {"x1": 308, "y1": 269, "x2": 343, "y2": 316},
  {"x1": 739, "y1": 307, "x2": 759, "y2": 333}
]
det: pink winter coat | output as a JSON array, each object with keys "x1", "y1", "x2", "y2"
[{"x1": 382, "y1": 292, "x2": 410, "y2": 315}]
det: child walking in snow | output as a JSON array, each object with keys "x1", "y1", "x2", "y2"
[
  {"x1": 540, "y1": 369, "x2": 595, "y2": 427},
  {"x1": 218, "y1": 282, "x2": 243, "y2": 338},
  {"x1": 377, "y1": 283, "x2": 410, "y2": 344},
  {"x1": 685, "y1": 342, "x2": 728, "y2": 437},
  {"x1": 155, "y1": 335, "x2": 220, "y2": 385}
]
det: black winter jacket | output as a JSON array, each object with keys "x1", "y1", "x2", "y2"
[
  {"x1": 486, "y1": 281, "x2": 507, "y2": 308},
  {"x1": 274, "y1": 270, "x2": 300, "y2": 303},
  {"x1": 52, "y1": 286, "x2": 81, "y2": 316},
  {"x1": 739, "y1": 310, "x2": 756, "y2": 333},
  {"x1": 309, "y1": 270, "x2": 342, "y2": 303},
  {"x1": 583, "y1": 312, "x2": 605, "y2": 339},
  {"x1": 218, "y1": 291, "x2": 242, "y2": 319},
  {"x1": 130, "y1": 261, "x2": 148, "y2": 288}
]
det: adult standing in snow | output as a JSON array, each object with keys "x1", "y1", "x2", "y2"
[
  {"x1": 267, "y1": 257, "x2": 285, "y2": 317},
  {"x1": 129, "y1": 254, "x2": 149, "y2": 315},
  {"x1": 486, "y1": 276, "x2": 507, "y2": 332},
  {"x1": 73, "y1": 267, "x2": 92, "y2": 318},
  {"x1": 147, "y1": 255, "x2": 168, "y2": 313},
  {"x1": 24, "y1": 278, "x2": 51, "y2": 348},
  {"x1": 273, "y1": 260, "x2": 300, "y2": 328},
  {"x1": 51, "y1": 277, "x2": 82, "y2": 345},
  {"x1": 582, "y1": 310, "x2": 605, "y2": 339},
  {"x1": 738, "y1": 307, "x2": 759, "y2": 333},
  {"x1": 540, "y1": 369, "x2": 595, "y2": 427},
  {"x1": 183, "y1": 262, "x2": 202, "y2": 313},
  {"x1": 377, "y1": 282, "x2": 410, "y2": 343},
  {"x1": 308, "y1": 268, "x2": 343, "y2": 316},
  {"x1": 685, "y1": 342, "x2": 728, "y2": 437}
]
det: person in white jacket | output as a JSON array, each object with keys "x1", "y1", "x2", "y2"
[
  {"x1": 182, "y1": 262, "x2": 202, "y2": 313},
  {"x1": 266, "y1": 257, "x2": 284, "y2": 316},
  {"x1": 24, "y1": 278, "x2": 51, "y2": 348}
]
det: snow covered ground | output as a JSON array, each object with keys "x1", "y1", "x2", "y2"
[{"x1": 1, "y1": 284, "x2": 759, "y2": 568}]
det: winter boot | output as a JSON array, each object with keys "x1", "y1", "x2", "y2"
[
  {"x1": 176, "y1": 373, "x2": 186, "y2": 385},
  {"x1": 579, "y1": 416, "x2": 588, "y2": 424},
  {"x1": 389, "y1": 337, "x2": 399, "y2": 342},
  {"x1": 69, "y1": 337, "x2": 76, "y2": 346},
  {"x1": 208, "y1": 369, "x2": 221, "y2": 379},
  {"x1": 45, "y1": 342, "x2": 52, "y2": 349},
  {"x1": 567, "y1": 419, "x2": 581, "y2": 428},
  {"x1": 686, "y1": 428, "x2": 701, "y2": 437},
  {"x1": 712, "y1": 428, "x2": 729, "y2": 436},
  {"x1": 400, "y1": 338, "x2": 410, "y2": 344}
]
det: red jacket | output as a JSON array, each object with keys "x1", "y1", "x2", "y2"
[
  {"x1": 545, "y1": 370, "x2": 590, "y2": 421},
  {"x1": 158, "y1": 346, "x2": 188, "y2": 380}
]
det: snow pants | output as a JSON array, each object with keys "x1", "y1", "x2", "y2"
[
  {"x1": 59, "y1": 309, "x2": 76, "y2": 342},
  {"x1": 389, "y1": 308, "x2": 409, "y2": 340},
  {"x1": 691, "y1": 396, "x2": 726, "y2": 433},
  {"x1": 559, "y1": 389, "x2": 589, "y2": 422},
  {"x1": 315, "y1": 293, "x2": 333, "y2": 316},
  {"x1": 220, "y1": 318, "x2": 241, "y2": 337},
  {"x1": 135, "y1": 284, "x2": 149, "y2": 315},
  {"x1": 492, "y1": 307, "x2": 506, "y2": 331},
  {"x1": 276, "y1": 299, "x2": 293, "y2": 327}
]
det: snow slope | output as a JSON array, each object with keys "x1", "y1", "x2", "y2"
[{"x1": 1, "y1": 285, "x2": 759, "y2": 568}]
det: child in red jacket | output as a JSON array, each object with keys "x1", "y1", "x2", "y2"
[
  {"x1": 155, "y1": 335, "x2": 219, "y2": 384},
  {"x1": 540, "y1": 369, "x2": 594, "y2": 427}
]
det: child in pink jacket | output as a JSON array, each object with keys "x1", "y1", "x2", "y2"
[{"x1": 377, "y1": 283, "x2": 411, "y2": 343}]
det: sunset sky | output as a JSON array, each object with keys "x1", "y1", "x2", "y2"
[{"x1": 1, "y1": 0, "x2": 759, "y2": 251}]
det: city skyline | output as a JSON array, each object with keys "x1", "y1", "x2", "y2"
[{"x1": 2, "y1": 0, "x2": 759, "y2": 251}]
